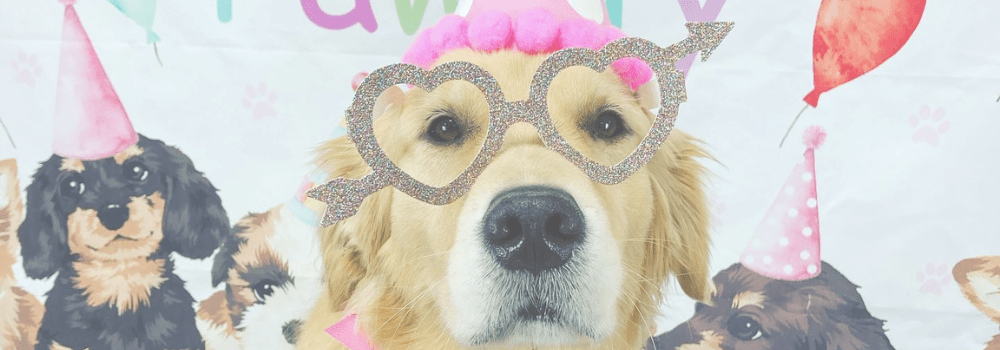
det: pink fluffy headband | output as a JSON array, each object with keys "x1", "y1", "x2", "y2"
[{"x1": 401, "y1": 8, "x2": 654, "y2": 91}]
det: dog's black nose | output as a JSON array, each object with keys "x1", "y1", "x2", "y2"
[
  {"x1": 98, "y1": 204, "x2": 129, "y2": 230},
  {"x1": 282, "y1": 319, "x2": 302, "y2": 344},
  {"x1": 482, "y1": 186, "x2": 585, "y2": 273}
]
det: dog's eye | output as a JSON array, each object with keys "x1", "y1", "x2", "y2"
[
  {"x1": 426, "y1": 115, "x2": 463, "y2": 144},
  {"x1": 252, "y1": 282, "x2": 277, "y2": 303},
  {"x1": 727, "y1": 315, "x2": 764, "y2": 341},
  {"x1": 590, "y1": 110, "x2": 627, "y2": 141},
  {"x1": 123, "y1": 160, "x2": 149, "y2": 182},
  {"x1": 60, "y1": 174, "x2": 86, "y2": 199}
]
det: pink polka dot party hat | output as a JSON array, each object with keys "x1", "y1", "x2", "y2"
[{"x1": 740, "y1": 126, "x2": 826, "y2": 281}]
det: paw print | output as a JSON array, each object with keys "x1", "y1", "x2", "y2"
[
  {"x1": 242, "y1": 82, "x2": 277, "y2": 120},
  {"x1": 708, "y1": 196, "x2": 726, "y2": 226},
  {"x1": 909, "y1": 106, "x2": 949, "y2": 146},
  {"x1": 10, "y1": 52, "x2": 42, "y2": 88},
  {"x1": 917, "y1": 262, "x2": 952, "y2": 295}
]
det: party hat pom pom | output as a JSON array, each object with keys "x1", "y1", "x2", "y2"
[
  {"x1": 802, "y1": 125, "x2": 826, "y2": 149},
  {"x1": 59, "y1": 0, "x2": 75, "y2": 5}
]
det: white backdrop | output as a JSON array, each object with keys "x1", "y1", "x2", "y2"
[{"x1": 1, "y1": 0, "x2": 999, "y2": 349}]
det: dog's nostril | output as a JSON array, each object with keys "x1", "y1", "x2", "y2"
[
  {"x1": 497, "y1": 216, "x2": 522, "y2": 243},
  {"x1": 482, "y1": 186, "x2": 586, "y2": 273},
  {"x1": 98, "y1": 204, "x2": 130, "y2": 231},
  {"x1": 283, "y1": 319, "x2": 302, "y2": 344}
]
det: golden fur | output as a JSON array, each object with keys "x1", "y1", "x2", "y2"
[
  {"x1": 954, "y1": 256, "x2": 1000, "y2": 350},
  {"x1": 298, "y1": 49, "x2": 712, "y2": 349},
  {"x1": 0, "y1": 159, "x2": 44, "y2": 350}
]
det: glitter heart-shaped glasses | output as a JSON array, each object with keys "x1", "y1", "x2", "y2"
[{"x1": 309, "y1": 22, "x2": 734, "y2": 226}]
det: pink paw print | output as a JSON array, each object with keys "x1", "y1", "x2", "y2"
[
  {"x1": 707, "y1": 196, "x2": 726, "y2": 226},
  {"x1": 242, "y1": 82, "x2": 277, "y2": 120},
  {"x1": 917, "y1": 262, "x2": 952, "y2": 295},
  {"x1": 909, "y1": 106, "x2": 949, "y2": 146},
  {"x1": 10, "y1": 52, "x2": 42, "y2": 88}
]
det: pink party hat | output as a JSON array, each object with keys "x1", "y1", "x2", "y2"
[
  {"x1": 52, "y1": 0, "x2": 138, "y2": 160},
  {"x1": 740, "y1": 126, "x2": 827, "y2": 281},
  {"x1": 402, "y1": 0, "x2": 652, "y2": 91}
]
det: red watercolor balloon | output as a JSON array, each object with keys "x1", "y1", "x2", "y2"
[{"x1": 804, "y1": 0, "x2": 926, "y2": 107}]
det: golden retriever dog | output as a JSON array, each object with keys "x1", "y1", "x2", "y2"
[
  {"x1": 954, "y1": 256, "x2": 1000, "y2": 350},
  {"x1": 0, "y1": 159, "x2": 44, "y2": 350},
  {"x1": 297, "y1": 48, "x2": 713, "y2": 349}
]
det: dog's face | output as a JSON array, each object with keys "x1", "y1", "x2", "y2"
[
  {"x1": 315, "y1": 49, "x2": 712, "y2": 348},
  {"x1": 205, "y1": 205, "x2": 324, "y2": 348},
  {"x1": 1, "y1": 159, "x2": 24, "y2": 280},
  {"x1": 18, "y1": 134, "x2": 229, "y2": 278},
  {"x1": 649, "y1": 262, "x2": 894, "y2": 350},
  {"x1": 954, "y1": 256, "x2": 1000, "y2": 350}
]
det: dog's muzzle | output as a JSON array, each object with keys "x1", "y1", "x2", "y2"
[{"x1": 481, "y1": 186, "x2": 586, "y2": 273}]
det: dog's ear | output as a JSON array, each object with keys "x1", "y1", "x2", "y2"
[
  {"x1": 18, "y1": 157, "x2": 71, "y2": 279},
  {"x1": 210, "y1": 218, "x2": 250, "y2": 287},
  {"x1": 150, "y1": 138, "x2": 230, "y2": 259},
  {"x1": 645, "y1": 130, "x2": 712, "y2": 303},
  {"x1": 0, "y1": 159, "x2": 24, "y2": 243},
  {"x1": 954, "y1": 256, "x2": 1000, "y2": 322},
  {"x1": 798, "y1": 263, "x2": 895, "y2": 350},
  {"x1": 312, "y1": 130, "x2": 394, "y2": 311}
]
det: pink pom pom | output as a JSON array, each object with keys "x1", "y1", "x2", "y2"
[
  {"x1": 59, "y1": 0, "x2": 75, "y2": 5},
  {"x1": 558, "y1": 18, "x2": 601, "y2": 50},
  {"x1": 611, "y1": 58, "x2": 654, "y2": 91},
  {"x1": 402, "y1": 28, "x2": 438, "y2": 69},
  {"x1": 468, "y1": 11, "x2": 513, "y2": 51},
  {"x1": 802, "y1": 125, "x2": 827, "y2": 149},
  {"x1": 514, "y1": 9, "x2": 559, "y2": 53},
  {"x1": 430, "y1": 15, "x2": 470, "y2": 52}
]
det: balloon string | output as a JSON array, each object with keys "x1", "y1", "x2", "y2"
[
  {"x1": 779, "y1": 104, "x2": 810, "y2": 148},
  {"x1": 0, "y1": 115, "x2": 15, "y2": 149},
  {"x1": 153, "y1": 43, "x2": 163, "y2": 66}
]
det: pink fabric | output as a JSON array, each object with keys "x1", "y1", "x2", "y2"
[
  {"x1": 513, "y1": 9, "x2": 560, "y2": 53},
  {"x1": 401, "y1": 5, "x2": 654, "y2": 91},
  {"x1": 740, "y1": 126, "x2": 827, "y2": 281},
  {"x1": 326, "y1": 314, "x2": 375, "y2": 350},
  {"x1": 558, "y1": 18, "x2": 601, "y2": 50},
  {"x1": 467, "y1": 10, "x2": 512, "y2": 51},
  {"x1": 464, "y1": 0, "x2": 610, "y2": 26},
  {"x1": 52, "y1": 3, "x2": 138, "y2": 160}
]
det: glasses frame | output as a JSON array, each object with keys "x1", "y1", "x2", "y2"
[{"x1": 309, "y1": 22, "x2": 734, "y2": 226}]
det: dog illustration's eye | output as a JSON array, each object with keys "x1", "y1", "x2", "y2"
[
  {"x1": 727, "y1": 315, "x2": 764, "y2": 341},
  {"x1": 590, "y1": 110, "x2": 627, "y2": 141},
  {"x1": 123, "y1": 160, "x2": 149, "y2": 182},
  {"x1": 60, "y1": 174, "x2": 86, "y2": 199},
  {"x1": 426, "y1": 115, "x2": 463, "y2": 144},
  {"x1": 252, "y1": 282, "x2": 277, "y2": 302}
]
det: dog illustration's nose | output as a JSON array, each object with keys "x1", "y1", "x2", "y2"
[
  {"x1": 98, "y1": 204, "x2": 129, "y2": 230},
  {"x1": 482, "y1": 186, "x2": 586, "y2": 273},
  {"x1": 283, "y1": 319, "x2": 302, "y2": 344}
]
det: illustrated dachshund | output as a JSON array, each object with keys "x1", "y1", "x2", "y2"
[
  {"x1": 954, "y1": 256, "x2": 1000, "y2": 350},
  {"x1": 18, "y1": 135, "x2": 230, "y2": 350},
  {"x1": 0, "y1": 159, "x2": 44, "y2": 350},
  {"x1": 647, "y1": 261, "x2": 895, "y2": 350}
]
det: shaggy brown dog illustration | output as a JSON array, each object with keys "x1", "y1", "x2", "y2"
[
  {"x1": 0, "y1": 159, "x2": 44, "y2": 350},
  {"x1": 954, "y1": 256, "x2": 1000, "y2": 350},
  {"x1": 647, "y1": 261, "x2": 894, "y2": 350}
]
